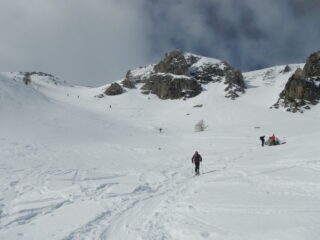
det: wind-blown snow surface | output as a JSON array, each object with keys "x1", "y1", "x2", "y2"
[{"x1": 1, "y1": 66, "x2": 320, "y2": 240}]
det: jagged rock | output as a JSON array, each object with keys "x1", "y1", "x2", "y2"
[
  {"x1": 280, "y1": 69, "x2": 306, "y2": 99},
  {"x1": 185, "y1": 54, "x2": 200, "y2": 66},
  {"x1": 123, "y1": 70, "x2": 142, "y2": 84},
  {"x1": 225, "y1": 69, "x2": 246, "y2": 89},
  {"x1": 274, "y1": 51, "x2": 320, "y2": 112},
  {"x1": 20, "y1": 72, "x2": 60, "y2": 85},
  {"x1": 274, "y1": 68, "x2": 320, "y2": 112},
  {"x1": 117, "y1": 49, "x2": 246, "y2": 100},
  {"x1": 140, "y1": 74, "x2": 202, "y2": 100},
  {"x1": 121, "y1": 77, "x2": 136, "y2": 89},
  {"x1": 105, "y1": 83, "x2": 124, "y2": 96},
  {"x1": 124, "y1": 70, "x2": 135, "y2": 81},
  {"x1": 154, "y1": 50, "x2": 189, "y2": 75},
  {"x1": 224, "y1": 69, "x2": 246, "y2": 99},
  {"x1": 286, "y1": 68, "x2": 320, "y2": 103},
  {"x1": 283, "y1": 65, "x2": 291, "y2": 73},
  {"x1": 190, "y1": 63, "x2": 228, "y2": 84},
  {"x1": 303, "y1": 51, "x2": 320, "y2": 77}
]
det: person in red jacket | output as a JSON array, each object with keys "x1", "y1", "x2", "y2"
[
  {"x1": 271, "y1": 134, "x2": 276, "y2": 145},
  {"x1": 192, "y1": 151, "x2": 202, "y2": 175}
]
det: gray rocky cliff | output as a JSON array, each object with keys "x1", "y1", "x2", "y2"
[{"x1": 273, "y1": 51, "x2": 320, "y2": 113}]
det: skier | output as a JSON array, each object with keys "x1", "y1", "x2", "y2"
[
  {"x1": 260, "y1": 136, "x2": 265, "y2": 147},
  {"x1": 192, "y1": 151, "x2": 202, "y2": 175}
]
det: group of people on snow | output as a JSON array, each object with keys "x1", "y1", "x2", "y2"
[
  {"x1": 260, "y1": 134, "x2": 282, "y2": 146},
  {"x1": 191, "y1": 134, "x2": 284, "y2": 176}
]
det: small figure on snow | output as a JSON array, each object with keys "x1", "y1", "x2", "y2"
[
  {"x1": 271, "y1": 134, "x2": 278, "y2": 145},
  {"x1": 260, "y1": 136, "x2": 265, "y2": 147},
  {"x1": 192, "y1": 151, "x2": 202, "y2": 175},
  {"x1": 159, "y1": 128, "x2": 162, "y2": 133},
  {"x1": 265, "y1": 134, "x2": 280, "y2": 146}
]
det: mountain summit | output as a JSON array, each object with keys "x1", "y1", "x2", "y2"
[{"x1": 105, "y1": 50, "x2": 246, "y2": 100}]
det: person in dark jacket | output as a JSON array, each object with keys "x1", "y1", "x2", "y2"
[
  {"x1": 260, "y1": 136, "x2": 265, "y2": 147},
  {"x1": 192, "y1": 151, "x2": 202, "y2": 175}
]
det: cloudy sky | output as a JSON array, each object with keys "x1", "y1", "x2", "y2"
[{"x1": 0, "y1": 0, "x2": 320, "y2": 86}]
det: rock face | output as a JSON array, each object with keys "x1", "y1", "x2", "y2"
[
  {"x1": 273, "y1": 51, "x2": 320, "y2": 112},
  {"x1": 147, "y1": 50, "x2": 245, "y2": 99},
  {"x1": 14, "y1": 72, "x2": 61, "y2": 85},
  {"x1": 121, "y1": 75, "x2": 136, "y2": 89},
  {"x1": 106, "y1": 49, "x2": 246, "y2": 100},
  {"x1": 303, "y1": 51, "x2": 320, "y2": 77},
  {"x1": 190, "y1": 62, "x2": 229, "y2": 84},
  {"x1": 224, "y1": 69, "x2": 246, "y2": 99},
  {"x1": 141, "y1": 74, "x2": 202, "y2": 100},
  {"x1": 123, "y1": 70, "x2": 143, "y2": 84},
  {"x1": 283, "y1": 65, "x2": 291, "y2": 73},
  {"x1": 105, "y1": 83, "x2": 124, "y2": 96},
  {"x1": 154, "y1": 50, "x2": 189, "y2": 75}
]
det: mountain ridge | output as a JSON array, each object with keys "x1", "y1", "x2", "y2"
[{"x1": 2, "y1": 49, "x2": 320, "y2": 113}]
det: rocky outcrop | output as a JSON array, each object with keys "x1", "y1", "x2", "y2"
[
  {"x1": 273, "y1": 51, "x2": 320, "y2": 112},
  {"x1": 121, "y1": 73, "x2": 136, "y2": 89},
  {"x1": 224, "y1": 69, "x2": 246, "y2": 99},
  {"x1": 150, "y1": 50, "x2": 245, "y2": 99},
  {"x1": 154, "y1": 50, "x2": 190, "y2": 75},
  {"x1": 190, "y1": 63, "x2": 229, "y2": 84},
  {"x1": 123, "y1": 70, "x2": 143, "y2": 84},
  {"x1": 141, "y1": 74, "x2": 202, "y2": 100},
  {"x1": 105, "y1": 49, "x2": 246, "y2": 100},
  {"x1": 303, "y1": 51, "x2": 320, "y2": 77},
  {"x1": 105, "y1": 83, "x2": 124, "y2": 96},
  {"x1": 18, "y1": 72, "x2": 60, "y2": 85},
  {"x1": 282, "y1": 65, "x2": 291, "y2": 73}
]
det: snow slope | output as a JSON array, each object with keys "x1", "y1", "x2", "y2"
[{"x1": 1, "y1": 64, "x2": 320, "y2": 240}]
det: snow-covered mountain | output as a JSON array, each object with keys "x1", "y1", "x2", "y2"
[
  {"x1": 104, "y1": 50, "x2": 246, "y2": 100},
  {"x1": 1, "y1": 51, "x2": 320, "y2": 240}
]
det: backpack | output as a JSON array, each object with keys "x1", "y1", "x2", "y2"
[{"x1": 194, "y1": 153, "x2": 201, "y2": 162}]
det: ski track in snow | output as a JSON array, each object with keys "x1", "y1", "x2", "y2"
[
  {"x1": 0, "y1": 136, "x2": 230, "y2": 239},
  {"x1": 3, "y1": 136, "x2": 320, "y2": 239},
  {"x1": 2, "y1": 69, "x2": 320, "y2": 239}
]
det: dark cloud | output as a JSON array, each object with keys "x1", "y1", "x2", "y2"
[
  {"x1": 0, "y1": 0, "x2": 320, "y2": 86},
  {"x1": 144, "y1": 0, "x2": 320, "y2": 71}
]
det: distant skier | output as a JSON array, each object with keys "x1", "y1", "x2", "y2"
[
  {"x1": 192, "y1": 151, "x2": 202, "y2": 175},
  {"x1": 159, "y1": 128, "x2": 162, "y2": 133},
  {"x1": 260, "y1": 136, "x2": 265, "y2": 147}
]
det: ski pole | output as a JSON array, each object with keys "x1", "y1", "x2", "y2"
[{"x1": 191, "y1": 161, "x2": 194, "y2": 175}]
